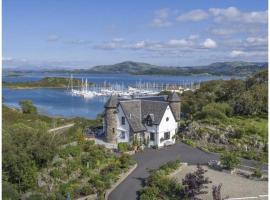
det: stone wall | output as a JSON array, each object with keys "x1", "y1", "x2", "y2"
[
  {"x1": 105, "y1": 108, "x2": 117, "y2": 143},
  {"x1": 169, "y1": 102, "x2": 181, "y2": 121}
]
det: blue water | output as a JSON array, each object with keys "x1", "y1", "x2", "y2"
[{"x1": 3, "y1": 73, "x2": 237, "y2": 119}]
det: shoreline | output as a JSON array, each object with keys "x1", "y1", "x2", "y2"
[{"x1": 3, "y1": 103, "x2": 96, "y2": 120}]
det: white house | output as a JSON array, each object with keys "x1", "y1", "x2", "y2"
[{"x1": 104, "y1": 93, "x2": 181, "y2": 148}]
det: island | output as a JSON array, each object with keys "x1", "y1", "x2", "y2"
[{"x1": 3, "y1": 77, "x2": 89, "y2": 89}]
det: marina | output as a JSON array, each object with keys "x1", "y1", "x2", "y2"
[
  {"x1": 68, "y1": 75, "x2": 201, "y2": 98},
  {"x1": 3, "y1": 73, "x2": 234, "y2": 119}
]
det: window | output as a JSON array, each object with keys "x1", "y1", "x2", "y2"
[
  {"x1": 112, "y1": 128, "x2": 115, "y2": 133},
  {"x1": 120, "y1": 131, "x2": 125, "y2": 139},
  {"x1": 150, "y1": 132, "x2": 155, "y2": 141},
  {"x1": 166, "y1": 117, "x2": 169, "y2": 121},
  {"x1": 146, "y1": 119, "x2": 152, "y2": 126},
  {"x1": 121, "y1": 116, "x2": 125, "y2": 125},
  {"x1": 164, "y1": 132, "x2": 170, "y2": 140}
]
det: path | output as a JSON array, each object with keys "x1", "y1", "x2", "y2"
[
  {"x1": 48, "y1": 123, "x2": 75, "y2": 133},
  {"x1": 109, "y1": 142, "x2": 267, "y2": 200}
]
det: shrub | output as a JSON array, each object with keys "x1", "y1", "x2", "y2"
[
  {"x1": 252, "y1": 167, "x2": 262, "y2": 178},
  {"x1": 19, "y1": 100, "x2": 37, "y2": 114},
  {"x1": 182, "y1": 139, "x2": 196, "y2": 147},
  {"x1": 159, "y1": 160, "x2": 180, "y2": 174},
  {"x1": 2, "y1": 181, "x2": 20, "y2": 200},
  {"x1": 50, "y1": 168, "x2": 64, "y2": 179},
  {"x1": 220, "y1": 152, "x2": 240, "y2": 170},
  {"x1": 139, "y1": 186, "x2": 159, "y2": 200},
  {"x1": 118, "y1": 142, "x2": 130, "y2": 152}
]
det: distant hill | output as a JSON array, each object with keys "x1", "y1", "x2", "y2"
[
  {"x1": 82, "y1": 61, "x2": 267, "y2": 76},
  {"x1": 8, "y1": 61, "x2": 268, "y2": 77}
]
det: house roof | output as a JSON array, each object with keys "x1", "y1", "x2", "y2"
[
  {"x1": 119, "y1": 100, "x2": 146, "y2": 133},
  {"x1": 119, "y1": 98, "x2": 169, "y2": 133},
  {"x1": 167, "y1": 92, "x2": 181, "y2": 102},
  {"x1": 104, "y1": 95, "x2": 119, "y2": 108}
]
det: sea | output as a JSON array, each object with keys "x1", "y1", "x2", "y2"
[{"x1": 3, "y1": 72, "x2": 239, "y2": 119}]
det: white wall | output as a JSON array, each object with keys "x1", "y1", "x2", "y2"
[
  {"x1": 156, "y1": 106, "x2": 177, "y2": 147},
  {"x1": 116, "y1": 106, "x2": 130, "y2": 143}
]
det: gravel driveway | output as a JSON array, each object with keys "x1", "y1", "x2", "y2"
[{"x1": 172, "y1": 165, "x2": 268, "y2": 199}]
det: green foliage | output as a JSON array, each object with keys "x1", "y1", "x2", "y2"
[
  {"x1": 220, "y1": 153, "x2": 240, "y2": 170},
  {"x1": 139, "y1": 160, "x2": 182, "y2": 200},
  {"x1": 3, "y1": 77, "x2": 87, "y2": 89},
  {"x1": 19, "y1": 100, "x2": 37, "y2": 114},
  {"x1": 3, "y1": 105, "x2": 135, "y2": 198},
  {"x1": 2, "y1": 181, "x2": 20, "y2": 200},
  {"x1": 182, "y1": 139, "x2": 196, "y2": 147},
  {"x1": 117, "y1": 142, "x2": 131, "y2": 152},
  {"x1": 252, "y1": 167, "x2": 262, "y2": 178}
]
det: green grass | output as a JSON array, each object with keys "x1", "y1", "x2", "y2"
[{"x1": 228, "y1": 116, "x2": 268, "y2": 140}]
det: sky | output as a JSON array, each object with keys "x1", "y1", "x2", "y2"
[{"x1": 3, "y1": 0, "x2": 268, "y2": 69}]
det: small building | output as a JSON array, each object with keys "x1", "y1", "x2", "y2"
[{"x1": 103, "y1": 93, "x2": 181, "y2": 148}]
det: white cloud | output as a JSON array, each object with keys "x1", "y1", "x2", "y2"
[
  {"x1": 133, "y1": 41, "x2": 147, "y2": 49},
  {"x1": 47, "y1": 34, "x2": 61, "y2": 42},
  {"x1": 167, "y1": 39, "x2": 193, "y2": 47},
  {"x1": 176, "y1": 9, "x2": 209, "y2": 22},
  {"x1": 202, "y1": 38, "x2": 217, "y2": 48},
  {"x1": 246, "y1": 37, "x2": 267, "y2": 44},
  {"x1": 210, "y1": 28, "x2": 237, "y2": 36},
  {"x1": 230, "y1": 50, "x2": 267, "y2": 58},
  {"x1": 209, "y1": 7, "x2": 267, "y2": 24},
  {"x1": 151, "y1": 8, "x2": 172, "y2": 27},
  {"x1": 230, "y1": 50, "x2": 245, "y2": 57},
  {"x1": 112, "y1": 38, "x2": 125, "y2": 42}
]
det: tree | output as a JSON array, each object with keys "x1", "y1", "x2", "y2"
[
  {"x1": 220, "y1": 153, "x2": 240, "y2": 170},
  {"x1": 182, "y1": 164, "x2": 211, "y2": 200},
  {"x1": 19, "y1": 100, "x2": 37, "y2": 114}
]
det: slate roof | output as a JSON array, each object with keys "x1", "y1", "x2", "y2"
[
  {"x1": 167, "y1": 92, "x2": 181, "y2": 102},
  {"x1": 104, "y1": 95, "x2": 119, "y2": 108},
  {"x1": 118, "y1": 98, "x2": 169, "y2": 133}
]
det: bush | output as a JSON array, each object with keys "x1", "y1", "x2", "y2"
[
  {"x1": 159, "y1": 160, "x2": 180, "y2": 174},
  {"x1": 220, "y1": 152, "x2": 240, "y2": 170},
  {"x1": 182, "y1": 139, "x2": 196, "y2": 147},
  {"x1": 118, "y1": 142, "x2": 130, "y2": 152},
  {"x1": 196, "y1": 103, "x2": 232, "y2": 121},
  {"x1": 19, "y1": 100, "x2": 37, "y2": 114},
  {"x1": 252, "y1": 167, "x2": 262, "y2": 178},
  {"x1": 2, "y1": 181, "x2": 20, "y2": 200}
]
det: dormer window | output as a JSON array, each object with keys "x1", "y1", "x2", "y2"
[
  {"x1": 146, "y1": 119, "x2": 152, "y2": 126},
  {"x1": 166, "y1": 117, "x2": 169, "y2": 122},
  {"x1": 121, "y1": 116, "x2": 125, "y2": 125}
]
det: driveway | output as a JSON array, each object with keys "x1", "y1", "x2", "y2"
[{"x1": 109, "y1": 142, "x2": 267, "y2": 200}]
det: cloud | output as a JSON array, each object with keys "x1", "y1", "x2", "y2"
[
  {"x1": 176, "y1": 9, "x2": 209, "y2": 22},
  {"x1": 151, "y1": 8, "x2": 172, "y2": 27},
  {"x1": 209, "y1": 28, "x2": 237, "y2": 36},
  {"x1": 202, "y1": 38, "x2": 217, "y2": 48},
  {"x1": 47, "y1": 34, "x2": 61, "y2": 42},
  {"x1": 246, "y1": 37, "x2": 267, "y2": 45},
  {"x1": 230, "y1": 50, "x2": 245, "y2": 57},
  {"x1": 69, "y1": 39, "x2": 91, "y2": 45},
  {"x1": 133, "y1": 41, "x2": 147, "y2": 49},
  {"x1": 230, "y1": 50, "x2": 267, "y2": 58},
  {"x1": 112, "y1": 38, "x2": 124, "y2": 42},
  {"x1": 209, "y1": 7, "x2": 267, "y2": 24}
]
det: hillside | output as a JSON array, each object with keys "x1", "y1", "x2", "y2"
[
  {"x1": 178, "y1": 69, "x2": 268, "y2": 162},
  {"x1": 3, "y1": 77, "x2": 86, "y2": 89},
  {"x1": 74, "y1": 61, "x2": 268, "y2": 76}
]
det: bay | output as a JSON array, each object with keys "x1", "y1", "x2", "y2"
[{"x1": 2, "y1": 73, "x2": 238, "y2": 119}]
